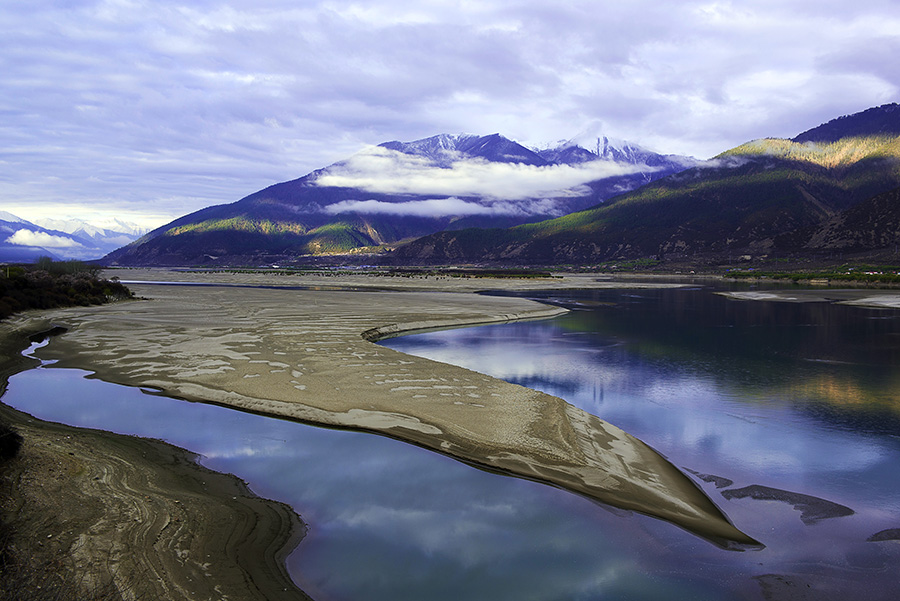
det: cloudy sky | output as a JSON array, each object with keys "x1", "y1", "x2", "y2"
[{"x1": 1, "y1": 0, "x2": 897, "y2": 229}]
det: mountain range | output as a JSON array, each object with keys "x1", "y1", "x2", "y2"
[
  {"x1": 103, "y1": 134, "x2": 695, "y2": 266},
  {"x1": 91, "y1": 103, "x2": 900, "y2": 268},
  {"x1": 0, "y1": 213, "x2": 145, "y2": 262},
  {"x1": 393, "y1": 104, "x2": 900, "y2": 266}
]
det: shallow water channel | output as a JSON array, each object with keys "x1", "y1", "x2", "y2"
[{"x1": 4, "y1": 284, "x2": 900, "y2": 600}]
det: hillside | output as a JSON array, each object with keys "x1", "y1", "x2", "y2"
[
  {"x1": 102, "y1": 134, "x2": 692, "y2": 266},
  {"x1": 802, "y1": 186, "x2": 900, "y2": 254},
  {"x1": 392, "y1": 104, "x2": 900, "y2": 266},
  {"x1": 793, "y1": 104, "x2": 900, "y2": 143}
]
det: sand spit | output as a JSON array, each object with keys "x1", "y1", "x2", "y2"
[
  {"x1": 717, "y1": 289, "x2": 900, "y2": 307},
  {"x1": 720, "y1": 485, "x2": 854, "y2": 525},
  {"x1": 28, "y1": 269, "x2": 752, "y2": 545},
  {"x1": 4, "y1": 270, "x2": 758, "y2": 563}
]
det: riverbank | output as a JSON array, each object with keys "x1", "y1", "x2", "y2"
[
  {"x1": 5, "y1": 268, "x2": 899, "y2": 596},
  {"x1": 0, "y1": 322, "x2": 309, "y2": 601},
  {"x1": 9, "y1": 270, "x2": 762, "y2": 545}
]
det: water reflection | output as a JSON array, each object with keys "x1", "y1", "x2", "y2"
[
  {"x1": 3, "y1": 361, "x2": 734, "y2": 601},
  {"x1": 4, "y1": 285, "x2": 900, "y2": 600},
  {"x1": 385, "y1": 286, "x2": 900, "y2": 599}
]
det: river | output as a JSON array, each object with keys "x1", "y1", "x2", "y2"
[{"x1": 3, "y1": 283, "x2": 900, "y2": 600}]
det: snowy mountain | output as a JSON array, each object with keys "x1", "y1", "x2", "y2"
[
  {"x1": 392, "y1": 104, "x2": 900, "y2": 266},
  {"x1": 34, "y1": 217, "x2": 146, "y2": 239},
  {"x1": 536, "y1": 135, "x2": 698, "y2": 178},
  {"x1": 32, "y1": 217, "x2": 146, "y2": 255},
  {"x1": 380, "y1": 132, "x2": 696, "y2": 170},
  {"x1": 380, "y1": 133, "x2": 548, "y2": 166},
  {"x1": 0, "y1": 211, "x2": 28, "y2": 224},
  {"x1": 1, "y1": 213, "x2": 145, "y2": 262},
  {"x1": 105, "y1": 132, "x2": 696, "y2": 266}
]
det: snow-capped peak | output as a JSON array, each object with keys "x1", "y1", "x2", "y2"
[
  {"x1": 0, "y1": 210, "x2": 28, "y2": 224},
  {"x1": 33, "y1": 217, "x2": 146, "y2": 238},
  {"x1": 379, "y1": 133, "x2": 480, "y2": 161}
]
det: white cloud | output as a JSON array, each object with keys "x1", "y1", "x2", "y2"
[
  {"x1": 5, "y1": 230, "x2": 84, "y2": 249},
  {"x1": 324, "y1": 197, "x2": 565, "y2": 218},
  {"x1": 314, "y1": 146, "x2": 645, "y2": 200}
]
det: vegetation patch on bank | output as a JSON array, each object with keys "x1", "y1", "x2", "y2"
[
  {"x1": 157, "y1": 265, "x2": 558, "y2": 279},
  {"x1": 725, "y1": 265, "x2": 900, "y2": 286},
  {"x1": 0, "y1": 258, "x2": 134, "y2": 320},
  {"x1": 386, "y1": 267, "x2": 556, "y2": 279}
]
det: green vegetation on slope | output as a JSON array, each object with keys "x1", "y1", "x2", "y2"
[
  {"x1": 394, "y1": 130, "x2": 900, "y2": 265},
  {"x1": 168, "y1": 217, "x2": 308, "y2": 236},
  {"x1": 721, "y1": 135, "x2": 900, "y2": 169},
  {"x1": 303, "y1": 222, "x2": 379, "y2": 254}
]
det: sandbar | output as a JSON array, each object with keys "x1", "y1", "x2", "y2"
[
  {"x1": 720, "y1": 484, "x2": 854, "y2": 525},
  {"x1": 8, "y1": 269, "x2": 754, "y2": 547},
  {"x1": 717, "y1": 289, "x2": 900, "y2": 308}
]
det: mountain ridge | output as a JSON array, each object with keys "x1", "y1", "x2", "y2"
[
  {"x1": 101, "y1": 104, "x2": 900, "y2": 268},
  {"x1": 104, "y1": 133, "x2": 693, "y2": 266},
  {"x1": 793, "y1": 103, "x2": 900, "y2": 144},
  {"x1": 392, "y1": 104, "x2": 900, "y2": 266}
]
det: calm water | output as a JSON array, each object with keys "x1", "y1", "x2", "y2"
[
  {"x1": 385, "y1": 286, "x2": 900, "y2": 599},
  {"x1": 4, "y1": 284, "x2": 900, "y2": 600}
]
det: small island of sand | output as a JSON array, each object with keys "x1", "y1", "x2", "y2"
[{"x1": 1, "y1": 269, "x2": 811, "y2": 599}]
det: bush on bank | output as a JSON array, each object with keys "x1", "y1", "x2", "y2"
[{"x1": 0, "y1": 258, "x2": 134, "y2": 321}]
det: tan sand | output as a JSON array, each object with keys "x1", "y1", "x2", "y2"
[
  {"x1": 0, "y1": 324, "x2": 309, "y2": 601},
  {"x1": 15, "y1": 269, "x2": 756, "y2": 545},
  {"x1": 717, "y1": 289, "x2": 900, "y2": 307},
  {"x1": 0, "y1": 405, "x2": 308, "y2": 601}
]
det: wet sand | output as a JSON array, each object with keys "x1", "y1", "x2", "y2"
[
  {"x1": 0, "y1": 406, "x2": 308, "y2": 601},
  {"x1": 18, "y1": 270, "x2": 756, "y2": 545},
  {"x1": 0, "y1": 324, "x2": 309, "y2": 601},
  {"x1": 1, "y1": 269, "x2": 768, "y2": 599},
  {"x1": 717, "y1": 289, "x2": 900, "y2": 307}
]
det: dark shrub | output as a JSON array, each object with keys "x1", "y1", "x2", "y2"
[
  {"x1": 0, "y1": 420, "x2": 23, "y2": 461},
  {"x1": 0, "y1": 260, "x2": 134, "y2": 321}
]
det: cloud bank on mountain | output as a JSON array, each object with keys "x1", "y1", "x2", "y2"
[
  {"x1": 313, "y1": 146, "x2": 648, "y2": 215},
  {"x1": 323, "y1": 197, "x2": 566, "y2": 218},
  {"x1": 5, "y1": 230, "x2": 85, "y2": 249}
]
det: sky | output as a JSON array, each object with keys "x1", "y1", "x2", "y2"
[{"x1": 1, "y1": 0, "x2": 898, "y2": 229}]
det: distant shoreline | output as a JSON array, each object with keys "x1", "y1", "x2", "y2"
[{"x1": 716, "y1": 288, "x2": 900, "y2": 308}]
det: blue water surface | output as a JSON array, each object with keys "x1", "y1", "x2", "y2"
[{"x1": 4, "y1": 284, "x2": 900, "y2": 600}]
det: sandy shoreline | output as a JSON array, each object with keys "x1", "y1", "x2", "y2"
[
  {"x1": 6, "y1": 269, "x2": 899, "y2": 596},
  {"x1": 0, "y1": 405, "x2": 308, "y2": 601},
  {"x1": 0, "y1": 322, "x2": 309, "y2": 601},
  {"x1": 9, "y1": 271, "x2": 754, "y2": 543},
  {"x1": 18, "y1": 269, "x2": 876, "y2": 597},
  {"x1": 717, "y1": 288, "x2": 900, "y2": 307}
]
